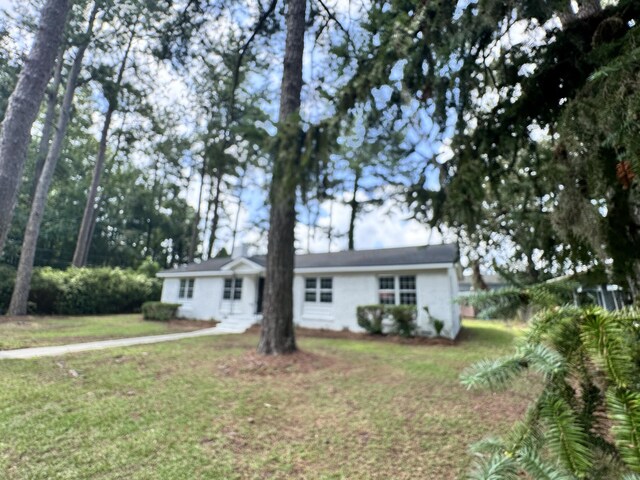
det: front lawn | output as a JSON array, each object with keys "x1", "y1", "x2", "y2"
[
  {"x1": 0, "y1": 314, "x2": 206, "y2": 350},
  {"x1": 0, "y1": 320, "x2": 535, "y2": 479}
]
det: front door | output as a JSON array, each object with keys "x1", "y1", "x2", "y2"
[{"x1": 256, "y1": 277, "x2": 265, "y2": 314}]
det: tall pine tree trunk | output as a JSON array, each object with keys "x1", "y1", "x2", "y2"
[
  {"x1": 0, "y1": 0, "x2": 70, "y2": 256},
  {"x1": 72, "y1": 23, "x2": 136, "y2": 267},
  {"x1": 258, "y1": 0, "x2": 306, "y2": 355},
  {"x1": 207, "y1": 171, "x2": 223, "y2": 259},
  {"x1": 188, "y1": 157, "x2": 207, "y2": 262},
  {"x1": 201, "y1": 179, "x2": 213, "y2": 260},
  {"x1": 8, "y1": 5, "x2": 97, "y2": 316},
  {"x1": 31, "y1": 47, "x2": 65, "y2": 200},
  {"x1": 347, "y1": 169, "x2": 360, "y2": 250}
]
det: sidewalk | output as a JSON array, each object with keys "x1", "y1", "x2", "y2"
[{"x1": 0, "y1": 324, "x2": 246, "y2": 360}]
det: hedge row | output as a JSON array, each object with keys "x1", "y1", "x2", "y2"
[
  {"x1": 356, "y1": 304, "x2": 418, "y2": 337},
  {"x1": 0, "y1": 265, "x2": 161, "y2": 315}
]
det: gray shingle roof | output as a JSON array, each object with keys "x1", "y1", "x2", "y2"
[{"x1": 159, "y1": 243, "x2": 458, "y2": 274}]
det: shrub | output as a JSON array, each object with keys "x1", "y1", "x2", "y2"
[
  {"x1": 356, "y1": 305, "x2": 386, "y2": 334},
  {"x1": 0, "y1": 265, "x2": 161, "y2": 315},
  {"x1": 424, "y1": 306, "x2": 446, "y2": 337},
  {"x1": 141, "y1": 302, "x2": 180, "y2": 321},
  {"x1": 0, "y1": 265, "x2": 16, "y2": 314},
  {"x1": 388, "y1": 305, "x2": 417, "y2": 337},
  {"x1": 30, "y1": 268, "x2": 65, "y2": 313},
  {"x1": 357, "y1": 304, "x2": 418, "y2": 337}
]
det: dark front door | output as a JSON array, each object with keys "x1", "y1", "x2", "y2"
[{"x1": 256, "y1": 277, "x2": 265, "y2": 314}]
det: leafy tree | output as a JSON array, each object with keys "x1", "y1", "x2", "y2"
[
  {"x1": 72, "y1": 3, "x2": 142, "y2": 266},
  {"x1": 339, "y1": 0, "x2": 640, "y2": 293}
]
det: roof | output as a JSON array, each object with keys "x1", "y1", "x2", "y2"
[{"x1": 159, "y1": 244, "x2": 458, "y2": 275}]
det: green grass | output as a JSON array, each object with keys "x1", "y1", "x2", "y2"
[
  {"x1": 0, "y1": 315, "x2": 205, "y2": 350},
  {"x1": 0, "y1": 319, "x2": 534, "y2": 479}
]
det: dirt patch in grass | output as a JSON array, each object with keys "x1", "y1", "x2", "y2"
[
  {"x1": 166, "y1": 318, "x2": 216, "y2": 330},
  {"x1": 215, "y1": 349, "x2": 335, "y2": 377},
  {"x1": 245, "y1": 324, "x2": 456, "y2": 345}
]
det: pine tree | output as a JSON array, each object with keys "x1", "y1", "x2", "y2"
[
  {"x1": 258, "y1": 0, "x2": 307, "y2": 355},
  {"x1": 0, "y1": 0, "x2": 70, "y2": 255}
]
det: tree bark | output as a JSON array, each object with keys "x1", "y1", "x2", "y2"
[
  {"x1": 201, "y1": 178, "x2": 213, "y2": 260},
  {"x1": 207, "y1": 170, "x2": 223, "y2": 259},
  {"x1": 72, "y1": 23, "x2": 136, "y2": 267},
  {"x1": 347, "y1": 169, "x2": 360, "y2": 250},
  {"x1": 471, "y1": 259, "x2": 489, "y2": 291},
  {"x1": 31, "y1": 47, "x2": 65, "y2": 201},
  {"x1": 0, "y1": 0, "x2": 70, "y2": 256},
  {"x1": 8, "y1": 5, "x2": 97, "y2": 316},
  {"x1": 188, "y1": 157, "x2": 207, "y2": 262},
  {"x1": 258, "y1": 0, "x2": 306, "y2": 355}
]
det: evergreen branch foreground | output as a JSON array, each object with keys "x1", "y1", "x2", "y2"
[{"x1": 462, "y1": 306, "x2": 640, "y2": 479}]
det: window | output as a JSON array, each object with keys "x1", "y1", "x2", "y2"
[
  {"x1": 305, "y1": 278, "x2": 317, "y2": 302},
  {"x1": 378, "y1": 276, "x2": 396, "y2": 304},
  {"x1": 378, "y1": 275, "x2": 417, "y2": 305},
  {"x1": 399, "y1": 275, "x2": 417, "y2": 305},
  {"x1": 320, "y1": 278, "x2": 333, "y2": 303},
  {"x1": 305, "y1": 277, "x2": 333, "y2": 303},
  {"x1": 179, "y1": 279, "x2": 195, "y2": 299},
  {"x1": 223, "y1": 278, "x2": 242, "y2": 300}
]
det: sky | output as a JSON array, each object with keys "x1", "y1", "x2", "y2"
[{"x1": 0, "y1": 0, "x2": 449, "y2": 260}]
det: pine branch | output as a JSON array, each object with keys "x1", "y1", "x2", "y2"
[
  {"x1": 461, "y1": 356, "x2": 527, "y2": 391},
  {"x1": 466, "y1": 453, "x2": 519, "y2": 480},
  {"x1": 517, "y1": 447, "x2": 576, "y2": 480},
  {"x1": 607, "y1": 388, "x2": 640, "y2": 473},
  {"x1": 541, "y1": 395, "x2": 593, "y2": 476},
  {"x1": 580, "y1": 308, "x2": 634, "y2": 388},
  {"x1": 518, "y1": 343, "x2": 567, "y2": 381}
]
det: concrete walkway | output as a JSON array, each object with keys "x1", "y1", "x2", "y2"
[{"x1": 0, "y1": 324, "x2": 246, "y2": 360}]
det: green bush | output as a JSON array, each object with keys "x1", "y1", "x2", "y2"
[
  {"x1": 141, "y1": 302, "x2": 180, "y2": 321},
  {"x1": 0, "y1": 265, "x2": 161, "y2": 315},
  {"x1": 30, "y1": 269, "x2": 65, "y2": 313},
  {"x1": 357, "y1": 304, "x2": 418, "y2": 337},
  {"x1": 356, "y1": 305, "x2": 386, "y2": 334},
  {"x1": 0, "y1": 265, "x2": 16, "y2": 314},
  {"x1": 387, "y1": 305, "x2": 418, "y2": 337}
]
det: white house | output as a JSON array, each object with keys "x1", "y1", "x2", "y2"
[{"x1": 157, "y1": 244, "x2": 461, "y2": 339}]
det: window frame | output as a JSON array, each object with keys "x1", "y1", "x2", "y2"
[
  {"x1": 223, "y1": 277, "x2": 242, "y2": 301},
  {"x1": 304, "y1": 277, "x2": 333, "y2": 304},
  {"x1": 398, "y1": 275, "x2": 417, "y2": 305},
  {"x1": 378, "y1": 275, "x2": 417, "y2": 305},
  {"x1": 179, "y1": 278, "x2": 195, "y2": 300},
  {"x1": 378, "y1": 276, "x2": 396, "y2": 305}
]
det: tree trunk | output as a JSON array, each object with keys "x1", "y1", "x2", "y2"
[
  {"x1": 258, "y1": 0, "x2": 306, "y2": 355},
  {"x1": 31, "y1": 47, "x2": 65, "y2": 200},
  {"x1": 201, "y1": 178, "x2": 213, "y2": 260},
  {"x1": 188, "y1": 157, "x2": 208, "y2": 262},
  {"x1": 230, "y1": 167, "x2": 247, "y2": 256},
  {"x1": 347, "y1": 169, "x2": 360, "y2": 250},
  {"x1": 8, "y1": 6, "x2": 97, "y2": 316},
  {"x1": 72, "y1": 23, "x2": 136, "y2": 267},
  {"x1": 471, "y1": 259, "x2": 489, "y2": 291},
  {"x1": 207, "y1": 170, "x2": 223, "y2": 259},
  {"x1": 0, "y1": 0, "x2": 70, "y2": 256}
]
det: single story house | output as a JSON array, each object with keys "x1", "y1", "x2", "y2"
[{"x1": 157, "y1": 243, "x2": 461, "y2": 339}]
